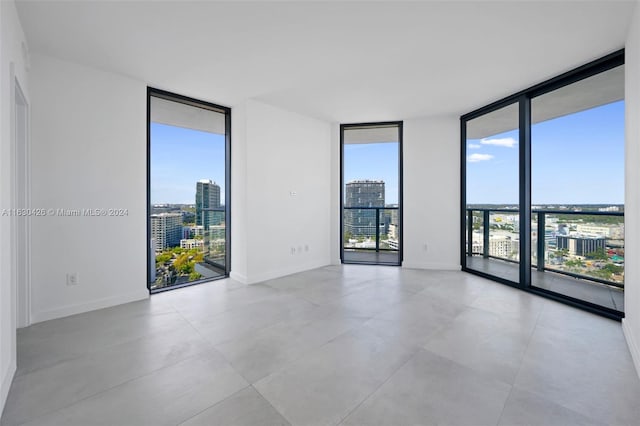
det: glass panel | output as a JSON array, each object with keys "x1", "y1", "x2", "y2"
[
  {"x1": 342, "y1": 125, "x2": 400, "y2": 265},
  {"x1": 531, "y1": 65, "x2": 624, "y2": 312},
  {"x1": 149, "y1": 95, "x2": 228, "y2": 291},
  {"x1": 465, "y1": 102, "x2": 520, "y2": 283}
]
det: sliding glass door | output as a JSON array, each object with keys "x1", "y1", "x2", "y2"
[
  {"x1": 147, "y1": 89, "x2": 231, "y2": 292},
  {"x1": 461, "y1": 50, "x2": 624, "y2": 319}
]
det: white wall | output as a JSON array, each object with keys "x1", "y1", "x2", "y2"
[
  {"x1": 0, "y1": 0, "x2": 30, "y2": 414},
  {"x1": 29, "y1": 54, "x2": 148, "y2": 323},
  {"x1": 402, "y1": 116, "x2": 460, "y2": 270},
  {"x1": 623, "y1": 0, "x2": 640, "y2": 378},
  {"x1": 231, "y1": 100, "x2": 332, "y2": 284},
  {"x1": 230, "y1": 101, "x2": 249, "y2": 282}
]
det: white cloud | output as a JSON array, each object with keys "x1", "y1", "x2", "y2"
[
  {"x1": 467, "y1": 153, "x2": 494, "y2": 163},
  {"x1": 468, "y1": 143, "x2": 481, "y2": 149},
  {"x1": 481, "y1": 137, "x2": 517, "y2": 148}
]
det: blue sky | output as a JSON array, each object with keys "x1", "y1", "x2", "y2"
[
  {"x1": 152, "y1": 122, "x2": 400, "y2": 205},
  {"x1": 466, "y1": 100, "x2": 624, "y2": 205},
  {"x1": 150, "y1": 123, "x2": 226, "y2": 204},
  {"x1": 152, "y1": 100, "x2": 623, "y2": 206},
  {"x1": 344, "y1": 142, "x2": 400, "y2": 205}
]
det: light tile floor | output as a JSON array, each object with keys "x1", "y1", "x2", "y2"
[{"x1": 1, "y1": 265, "x2": 639, "y2": 426}]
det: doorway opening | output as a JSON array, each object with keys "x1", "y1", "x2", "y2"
[
  {"x1": 13, "y1": 78, "x2": 30, "y2": 328},
  {"x1": 340, "y1": 122, "x2": 403, "y2": 266}
]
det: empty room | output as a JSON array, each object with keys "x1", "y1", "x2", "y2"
[{"x1": 1, "y1": 1, "x2": 640, "y2": 425}]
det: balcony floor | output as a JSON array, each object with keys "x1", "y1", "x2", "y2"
[
  {"x1": 343, "y1": 249, "x2": 400, "y2": 265},
  {"x1": 466, "y1": 256, "x2": 623, "y2": 312}
]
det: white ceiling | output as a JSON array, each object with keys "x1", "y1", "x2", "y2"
[{"x1": 15, "y1": 0, "x2": 635, "y2": 123}]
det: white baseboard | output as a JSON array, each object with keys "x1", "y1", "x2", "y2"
[
  {"x1": 245, "y1": 259, "x2": 330, "y2": 284},
  {"x1": 622, "y1": 318, "x2": 640, "y2": 379},
  {"x1": 229, "y1": 271, "x2": 247, "y2": 284},
  {"x1": 402, "y1": 262, "x2": 461, "y2": 271},
  {"x1": 1, "y1": 360, "x2": 16, "y2": 418},
  {"x1": 31, "y1": 289, "x2": 149, "y2": 324}
]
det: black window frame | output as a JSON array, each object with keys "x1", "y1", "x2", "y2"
[
  {"x1": 340, "y1": 121, "x2": 404, "y2": 266},
  {"x1": 460, "y1": 49, "x2": 625, "y2": 320},
  {"x1": 146, "y1": 87, "x2": 232, "y2": 293}
]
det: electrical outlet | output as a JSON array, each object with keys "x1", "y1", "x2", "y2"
[
  {"x1": 291, "y1": 247, "x2": 296, "y2": 255},
  {"x1": 66, "y1": 272, "x2": 79, "y2": 286}
]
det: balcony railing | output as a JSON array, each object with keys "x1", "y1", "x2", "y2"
[
  {"x1": 343, "y1": 206, "x2": 399, "y2": 253},
  {"x1": 465, "y1": 208, "x2": 624, "y2": 289}
]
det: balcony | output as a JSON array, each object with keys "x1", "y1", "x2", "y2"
[
  {"x1": 343, "y1": 206, "x2": 400, "y2": 265},
  {"x1": 465, "y1": 208, "x2": 624, "y2": 312}
]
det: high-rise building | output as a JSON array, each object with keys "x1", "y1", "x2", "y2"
[
  {"x1": 489, "y1": 235, "x2": 519, "y2": 259},
  {"x1": 344, "y1": 180, "x2": 385, "y2": 237},
  {"x1": 180, "y1": 239, "x2": 205, "y2": 250},
  {"x1": 557, "y1": 235, "x2": 606, "y2": 256},
  {"x1": 151, "y1": 213, "x2": 183, "y2": 252},
  {"x1": 196, "y1": 179, "x2": 221, "y2": 228}
]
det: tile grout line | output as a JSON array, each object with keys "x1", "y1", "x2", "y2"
[
  {"x1": 335, "y1": 346, "x2": 421, "y2": 425},
  {"x1": 15, "y1": 306, "x2": 183, "y2": 378},
  {"x1": 251, "y1": 385, "x2": 295, "y2": 426},
  {"x1": 7, "y1": 351, "x2": 207, "y2": 426},
  {"x1": 494, "y1": 300, "x2": 546, "y2": 425},
  {"x1": 239, "y1": 317, "x2": 372, "y2": 387},
  {"x1": 173, "y1": 385, "x2": 267, "y2": 426}
]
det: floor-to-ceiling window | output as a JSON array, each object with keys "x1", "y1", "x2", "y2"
[
  {"x1": 147, "y1": 88, "x2": 231, "y2": 292},
  {"x1": 341, "y1": 122, "x2": 402, "y2": 265},
  {"x1": 464, "y1": 102, "x2": 521, "y2": 283},
  {"x1": 462, "y1": 50, "x2": 624, "y2": 319},
  {"x1": 530, "y1": 65, "x2": 625, "y2": 312}
]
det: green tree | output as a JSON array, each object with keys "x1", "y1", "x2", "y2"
[
  {"x1": 173, "y1": 253, "x2": 190, "y2": 272},
  {"x1": 586, "y1": 248, "x2": 608, "y2": 261},
  {"x1": 565, "y1": 258, "x2": 584, "y2": 269},
  {"x1": 602, "y1": 263, "x2": 623, "y2": 275},
  {"x1": 156, "y1": 253, "x2": 172, "y2": 264},
  {"x1": 556, "y1": 248, "x2": 569, "y2": 259}
]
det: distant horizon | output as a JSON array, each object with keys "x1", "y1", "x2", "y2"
[{"x1": 466, "y1": 100, "x2": 624, "y2": 205}]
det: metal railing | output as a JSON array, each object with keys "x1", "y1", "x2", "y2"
[
  {"x1": 343, "y1": 206, "x2": 399, "y2": 252},
  {"x1": 465, "y1": 208, "x2": 624, "y2": 288}
]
